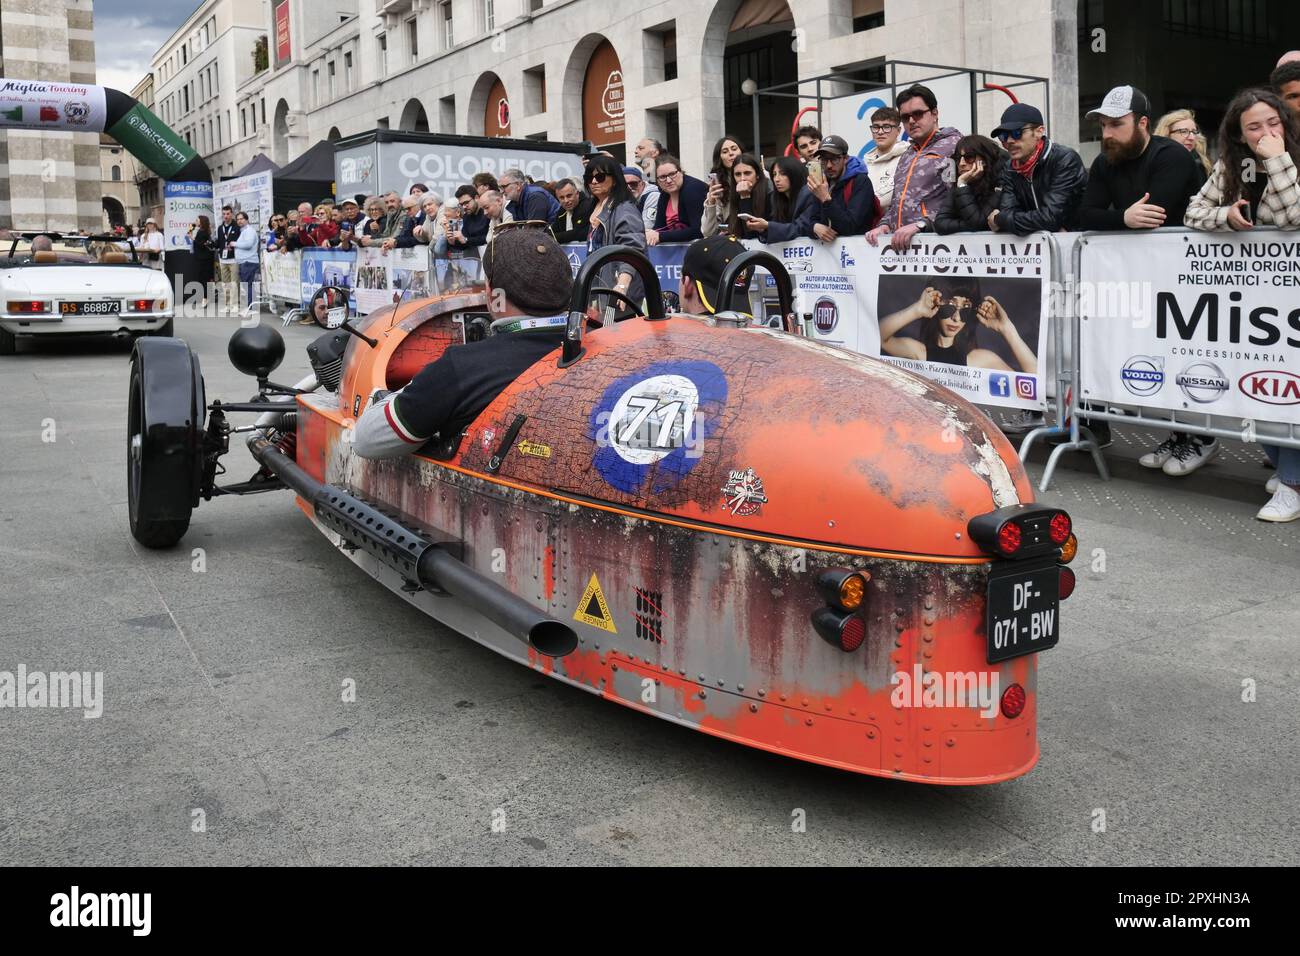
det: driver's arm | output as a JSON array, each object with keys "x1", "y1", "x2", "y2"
[{"x1": 353, "y1": 355, "x2": 459, "y2": 458}]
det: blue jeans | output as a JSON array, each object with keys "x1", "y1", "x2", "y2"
[
  {"x1": 238, "y1": 261, "x2": 259, "y2": 308},
  {"x1": 1263, "y1": 445, "x2": 1300, "y2": 487}
]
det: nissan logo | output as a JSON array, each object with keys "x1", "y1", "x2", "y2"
[{"x1": 1176, "y1": 361, "x2": 1229, "y2": 404}]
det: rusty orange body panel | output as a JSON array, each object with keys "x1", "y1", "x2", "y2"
[{"x1": 293, "y1": 290, "x2": 1059, "y2": 784}]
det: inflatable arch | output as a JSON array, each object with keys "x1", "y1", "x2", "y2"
[{"x1": 0, "y1": 77, "x2": 210, "y2": 188}]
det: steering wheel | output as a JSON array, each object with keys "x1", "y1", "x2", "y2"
[{"x1": 587, "y1": 287, "x2": 644, "y2": 320}]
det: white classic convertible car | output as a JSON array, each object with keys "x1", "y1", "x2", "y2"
[{"x1": 0, "y1": 233, "x2": 174, "y2": 355}]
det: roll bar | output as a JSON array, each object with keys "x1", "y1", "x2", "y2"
[{"x1": 560, "y1": 246, "x2": 665, "y2": 367}]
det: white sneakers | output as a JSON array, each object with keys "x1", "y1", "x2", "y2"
[
  {"x1": 1266, "y1": 474, "x2": 1280, "y2": 494},
  {"x1": 1139, "y1": 435, "x2": 1180, "y2": 469},
  {"x1": 1257, "y1": 481, "x2": 1300, "y2": 522},
  {"x1": 1161, "y1": 437, "x2": 1219, "y2": 476}
]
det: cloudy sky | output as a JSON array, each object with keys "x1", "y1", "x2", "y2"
[{"x1": 94, "y1": 0, "x2": 203, "y2": 93}]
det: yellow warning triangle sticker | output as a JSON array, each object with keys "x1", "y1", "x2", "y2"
[{"x1": 573, "y1": 572, "x2": 617, "y2": 633}]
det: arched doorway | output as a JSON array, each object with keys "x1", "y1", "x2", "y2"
[
  {"x1": 468, "y1": 73, "x2": 509, "y2": 137},
  {"x1": 578, "y1": 38, "x2": 625, "y2": 162},
  {"x1": 272, "y1": 99, "x2": 291, "y2": 165},
  {"x1": 704, "y1": 0, "x2": 797, "y2": 161},
  {"x1": 102, "y1": 196, "x2": 125, "y2": 230},
  {"x1": 399, "y1": 98, "x2": 429, "y2": 133}
]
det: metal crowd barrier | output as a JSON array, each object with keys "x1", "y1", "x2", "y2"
[{"x1": 1019, "y1": 227, "x2": 1300, "y2": 492}]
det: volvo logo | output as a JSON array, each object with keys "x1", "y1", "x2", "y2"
[{"x1": 1121, "y1": 355, "x2": 1164, "y2": 397}]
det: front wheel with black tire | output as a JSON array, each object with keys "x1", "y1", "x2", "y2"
[{"x1": 127, "y1": 338, "x2": 204, "y2": 548}]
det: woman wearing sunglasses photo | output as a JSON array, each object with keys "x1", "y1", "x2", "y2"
[
  {"x1": 584, "y1": 154, "x2": 648, "y2": 317},
  {"x1": 879, "y1": 278, "x2": 1038, "y2": 373}
]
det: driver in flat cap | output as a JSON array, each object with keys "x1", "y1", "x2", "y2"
[{"x1": 353, "y1": 222, "x2": 573, "y2": 458}]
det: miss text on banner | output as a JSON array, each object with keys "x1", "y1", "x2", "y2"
[{"x1": 1078, "y1": 230, "x2": 1300, "y2": 427}]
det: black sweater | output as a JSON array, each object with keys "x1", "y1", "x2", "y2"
[{"x1": 1079, "y1": 135, "x2": 1203, "y2": 231}]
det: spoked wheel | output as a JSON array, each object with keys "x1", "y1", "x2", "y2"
[{"x1": 127, "y1": 338, "x2": 204, "y2": 548}]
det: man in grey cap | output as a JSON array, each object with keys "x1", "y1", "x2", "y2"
[
  {"x1": 1078, "y1": 85, "x2": 1202, "y2": 231},
  {"x1": 353, "y1": 222, "x2": 572, "y2": 458}
]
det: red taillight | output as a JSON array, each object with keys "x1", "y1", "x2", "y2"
[
  {"x1": 839, "y1": 616, "x2": 865, "y2": 652},
  {"x1": 7, "y1": 300, "x2": 50, "y2": 313},
  {"x1": 996, "y1": 521, "x2": 1022, "y2": 555},
  {"x1": 133, "y1": 298, "x2": 152, "y2": 311},
  {"x1": 1049, "y1": 512, "x2": 1072, "y2": 544},
  {"x1": 1058, "y1": 566, "x2": 1076, "y2": 600},
  {"x1": 1000, "y1": 683, "x2": 1026, "y2": 719}
]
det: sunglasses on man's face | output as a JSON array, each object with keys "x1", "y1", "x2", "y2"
[
  {"x1": 900, "y1": 109, "x2": 933, "y2": 123},
  {"x1": 995, "y1": 126, "x2": 1035, "y2": 142}
]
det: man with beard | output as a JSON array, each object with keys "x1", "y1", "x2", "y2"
[{"x1": 1079, "y1": 85, "x2": 1202, "y2": 231}]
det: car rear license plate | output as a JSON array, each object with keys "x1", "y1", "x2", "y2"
[
  {"x1": 60, "y1": 300, "x2": 121, "y2": 315},
  {"x1": 986, "y1": 561, "x2": 1060, "y2": 663}
]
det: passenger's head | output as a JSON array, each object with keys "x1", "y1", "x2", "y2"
[
  {"x1": 991, "y1": 103, "x2": 1046, "y2": 162},
  {"x1": 680, "y1": 235, "x2": 749, "y2": 316},
  {"x1": 1270, "y1": 61, "x2": 1300, "y2": 117},
  {"x1": 482, "y1": 222, "x2": 574, "y2": 320},
  {"x1": 31, "y1": 234, "x2": 53, "y2": 252},
  {"x1": 793, "y1": 125, "x2": 822, "y2": 162},
  {"x1": 869, "y1": 108, "x2": 901, "y2": 152},
  {"x1": 584, "y1": 155, "x2": 632, "y2": 205},
  {"x1": 654, "y1": 155, "x2": 685, "y2": 197},
  {"x1": 1087, "y1": 85, "x2": 1152, "y2": 163},
  {"x1": 896, "y1": 85, "x2": 939, "y2": 142}
]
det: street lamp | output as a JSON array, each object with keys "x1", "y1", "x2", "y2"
[{"x1": 741, "y1": 78, "x2": 759, "y2": 162}]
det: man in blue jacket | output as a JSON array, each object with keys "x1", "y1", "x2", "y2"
[
  {"x1": 806, "y1": 135, "x2": 876, "y2": 241},
  {"x1": 500, "y1": 168, "x2": 561, "y2": 225}
]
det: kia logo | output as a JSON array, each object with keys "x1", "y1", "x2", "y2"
[{"x1": 1239, "y1": 369, "x2": 1300, "y2": 406}]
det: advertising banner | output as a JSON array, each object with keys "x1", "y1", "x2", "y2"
[
  {"x1": 0, "y1": 79, "x2": 107, "y2": 132},
  {"x1": 300, "y1": 247, "x2": 357, "y2": 311},
  {"x1": 108, "y1": 103, "x2": 200, "y2": 180},
  {"x1": 263, "y1": 249, "x2": 301, "y2": 301},
  {"x1": 274, "y1": 1, "x2": 292, "y2": 64},
  {"x1": 1078, "y1": 231, "x2": 1300, "y2": 426},
  {"x1": 162, "y1": 181, "x2": 214, "y2": 250},
  {"x1": 215, "y1": 170, "x2": 274, "y2": 234},
  {"x1": 339, "y1": 141, "x2": 584, "y2": 202},
  {"x1": 354, "y1": 246, "x2": 434, "y2": 314}
]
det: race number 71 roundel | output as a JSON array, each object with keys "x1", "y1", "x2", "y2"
[{"x1": 589, "y1": 360, "x2": 728, "y2": 495}]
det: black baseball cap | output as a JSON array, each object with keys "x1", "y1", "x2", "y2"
[
  {"x1": 681, "y1": 235, "x2": 752, "y2": 315},
  {"x1": 814, "y1": 135, "x2": 850, "y2": 157},
  {"x1": 991, "y1": 103, "x2": 1045, "y2": 137}
]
